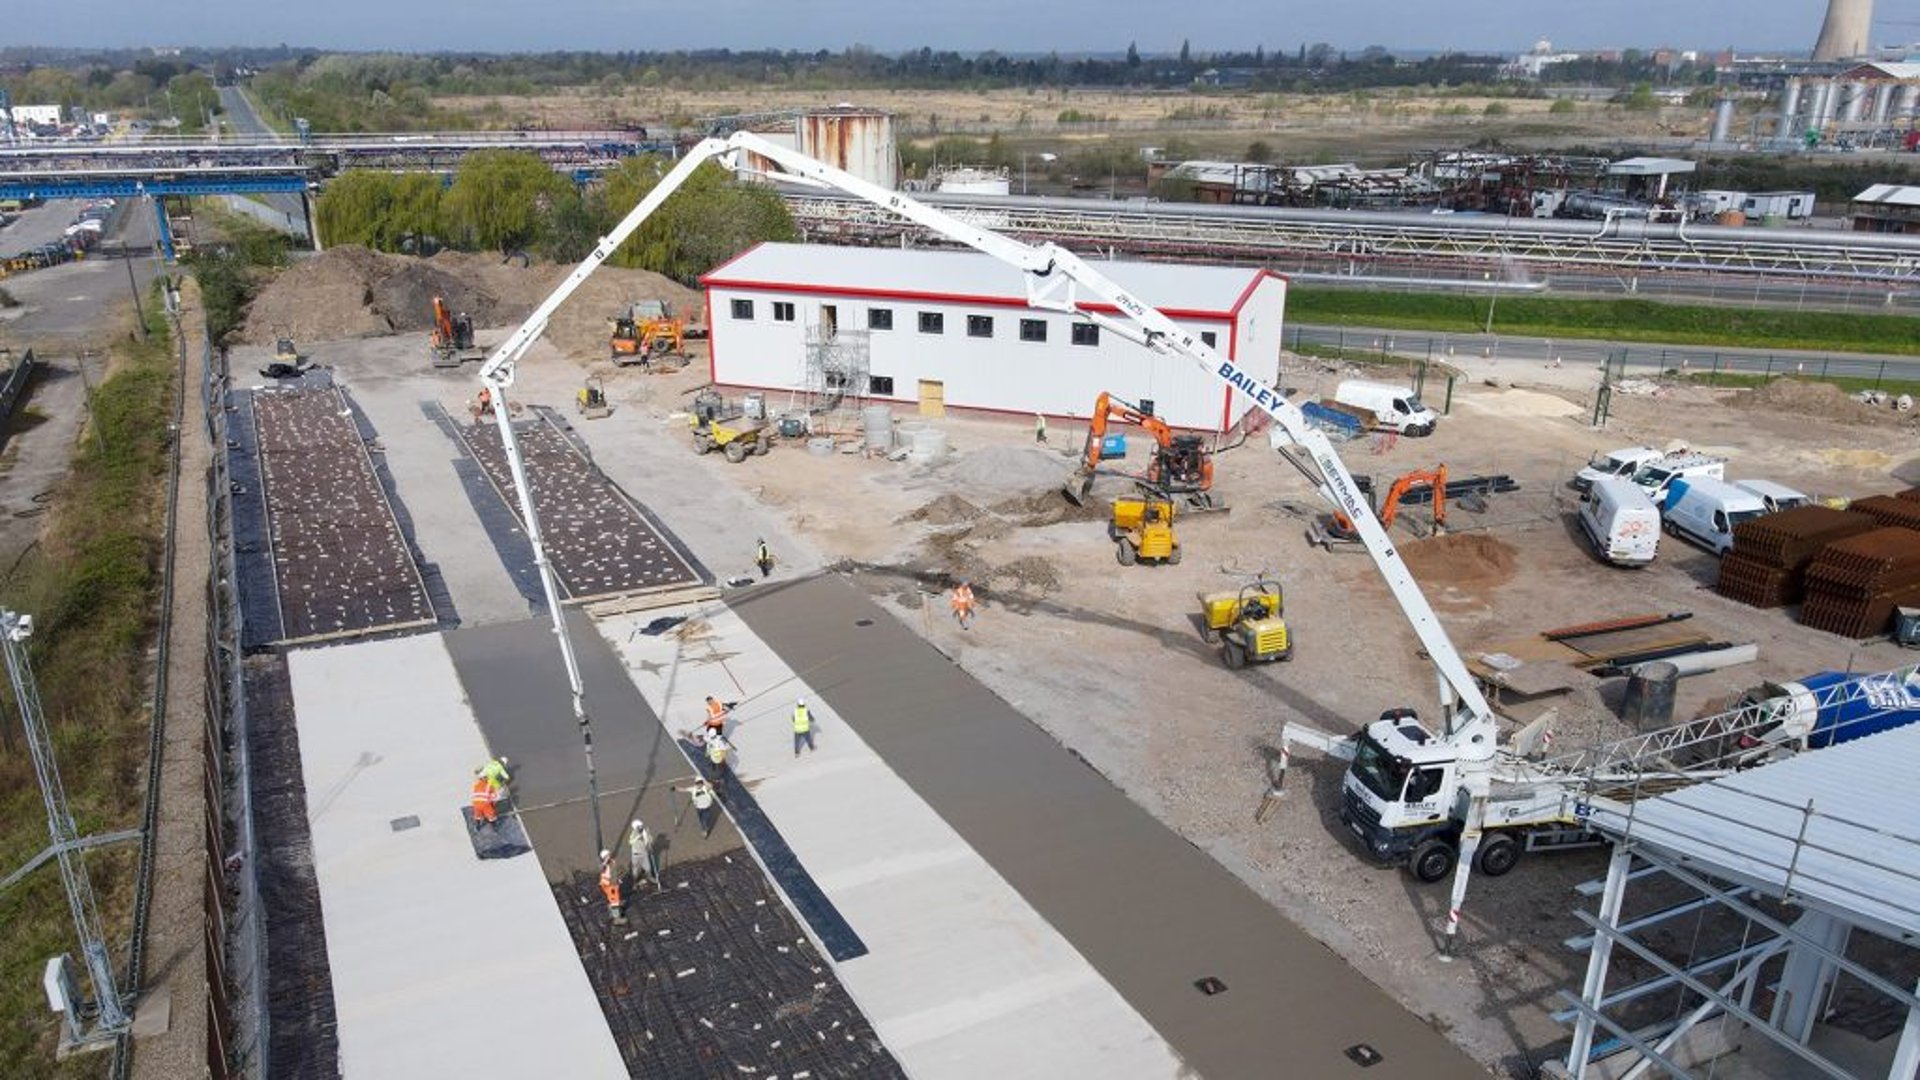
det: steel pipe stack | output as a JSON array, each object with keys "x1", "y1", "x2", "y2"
[
  {"x1": 1801, "y1": 527, "x2": 1920, "y2": 637},
  {"x1": 1715, "y1": 505, "x2": 1876, "y2": 607},
  {"x1": 1848, "y1": 494, "x2": 1920, "y2": 531}
]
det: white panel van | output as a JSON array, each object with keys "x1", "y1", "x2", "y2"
[
  {"x1": 1631, "y1": 454, "x2": 1726, "y2": 502},
  {"x1": 1732, "y1": 479, "x2": 1809, "y2": 514},
  {"x1": 1333, "y1": 380, "x2": 1439, "y2": 436},
  {"x1": 1663, "y1": 476, "x2": 1769, "y2": 555},
  {"x1": 1573, "y1": 446, "x2": 1664, "y2": 492},
  {"x1": 1578, "y1": 476, "x2": 1660, "y2": 566}
]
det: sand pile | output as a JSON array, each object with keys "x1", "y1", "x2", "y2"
[
  {"x1": 940, "y1": 445, "x2": 1074, "y2": 496},
  {"x1": 1728, "y1": 377, "x2": 1907, "y2": 427},
  {"x1": 1400, "y1": 533, "x2": 1517, "y2": 591},
  {"x1": 239, "y1": 246, "x2": 702, "y2": 353}
]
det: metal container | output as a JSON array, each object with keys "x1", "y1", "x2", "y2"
[
  {"x1": 1709, "y1": 99, "x2": 1736, "y2": 144},
  {"x1": 743, "y1": 392, "x2": 765, "y2": 420},
  {"x1": 778, "y1": 413, "x2": 808, "y2": 439},
  {"x1": 906, "y1": 427, "x2": 948, "y2": 464},
  {"x1": 1099, "y1": 434, "x2": 1128, "y2": 460},
  {"x1": 1622, "y1": 661, "x2": 1679, "y2": 731},
  {"x1": 861, "y1": 404, "x2": 893, "y2": 451},
  {"x1": 798, "y1": 108, "x2": 898, "y2": 191}
]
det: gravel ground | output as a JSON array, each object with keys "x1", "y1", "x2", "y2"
[{"x1": 266, "y1": 290, "x2": 1920, "y2": 1075}]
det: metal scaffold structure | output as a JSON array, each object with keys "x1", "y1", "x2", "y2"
[
  {"x1": 801, "y1": 319, "x2": 871, "y2": 418},
  {"x1": 0, "y1": 609, "x2": 131, "y2": 1048}
]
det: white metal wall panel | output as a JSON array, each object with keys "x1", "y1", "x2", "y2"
[{"x1": 707, "y1": 288, "x2": 1238, "y2": 430}]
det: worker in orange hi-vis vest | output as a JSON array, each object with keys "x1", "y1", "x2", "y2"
[
  {"x1": 949, "y1": 580, "x2": 977, "y2": 630},
  {"x1": 470, "y1": 770, "x2": 501, "y2": 829},
  {"x1": 703, "y1": 695, "x2": 730, "y2": 737},
  {"x1": 599, "y1": 850, "x2": 626, "y2": 924}
]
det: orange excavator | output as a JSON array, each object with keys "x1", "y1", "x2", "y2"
[
  {"x1": 430, "y1": 296, "x2": 483, "y2": 368},
  {"x1": 1313, "y1": 465, "x2": 1448, "y2": 549},
  {"x1": 611, "y1": 300, "x2": 691, "y2": 367},
  {"x1": 1063, "y1": 392, "x2": 1223, "y2": 513}
]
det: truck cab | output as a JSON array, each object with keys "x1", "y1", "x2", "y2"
[{"x1": 1338, "y1": 712, "x2": 1465, "y2": 881}]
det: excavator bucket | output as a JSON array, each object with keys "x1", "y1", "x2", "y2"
[{"x1": 1061, "y1": 469, "x2": 1095, "y2": 507}]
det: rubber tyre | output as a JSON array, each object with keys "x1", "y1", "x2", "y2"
[
  {"x1": 1116, "y1": 541, "x2": 1137, "y2": 566},
  {"x1": 1410, "y1": 838, "x2": 1458, "y2": 884},
  {"x1": 753, "y1": 438, "x2": 771, "y2": 456},
  {"x1": 1168, "y1": 546, "x2": 1183, "y2": 565},
  {"x1": 1222, "y1": 639, "x2": 1247, "y2": 670},
  {"x1": 725, "y1": 441, "x2": 748, "y2": 463},
  {"x1": 694, "y1": 436, "x2": 713, "y2": 455},
  {"x1": 1475, "y1": 833, "x2": 1521, "y2": 877}
]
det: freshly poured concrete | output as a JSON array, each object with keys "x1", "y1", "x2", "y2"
[
  {"x1": 286, "y1": 634, "x2": 626, "y2": 1079},
  {"x1": 721, "y1": 574, "x2": 1490, "y2": 1080},
  {"x1": 600, "y1": 602, "x2": 1189, "y2": 1078}
]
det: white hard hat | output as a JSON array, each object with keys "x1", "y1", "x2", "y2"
[
  {"x1": 498, "y1": 755, "x2": 510, "y2": 765},
  {"x1": 631, "y1": 819, "x2": 644, "y2": 829},
  {"x1": 797, "y1": 697, "x2": 806, "y2": 707},
  {"x1": 599, "y1": 849, "x2": 611, "y2": 860}
]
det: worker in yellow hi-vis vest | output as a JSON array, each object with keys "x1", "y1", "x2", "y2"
[{"x1": 792, "y1": 697, "x2": 816, "y2": 757}]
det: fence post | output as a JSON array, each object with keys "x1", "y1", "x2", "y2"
[
  {"x1": 1821, "y1": 358, "x2": 1829, "y2": 379},
  {"x1": 1877, "y1": 360, "x2": 1886, "y2": 391},
  {"x1": 1765, "y1": 356, "x2": 1775, "y2": 380},
  {"x1": 1338, "y1": 329, "x2": 1346, "y2": 359},
  {"x1": 1711, "y1": 355, "x2": 1721, "y2": 386}
]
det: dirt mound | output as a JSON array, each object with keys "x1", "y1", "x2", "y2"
[
  {"x1": 941, "y1": 445, "x2": 1073, "y2": 496},
  {"x1": 991, "y1": 556, "x2": 1062, "y2": 593},
  {"x1": 899, "y1": 494, "x2": 985, "y2": 526},
  {"x1": 1728, "y1": 377, "x2": 1908, "y2": 427},
  {"x1": 241, "y1": 245, "x2": 395, "y2": 343},
  {"x1": 369, "y1": 262, "x2": 498, "y2": 332},
  {"x1": 1400, "y1": 533, "x2": 1517, "y2": 590},
  {"x1": 990, "y1": 491, "x2": 1107, "y2": 527},
  {"x1": 239, "y1": 245, "x2": 702, "y2": 354}
]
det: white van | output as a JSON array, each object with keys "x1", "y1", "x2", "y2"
[
  {"x1": 1578, "y1": 475, "x2": 1660, "y2": 566},
  {"x1": 1662, "y1": 476, "x2": 1769, "y2": 555},
  {"x1": 1631, "y1": 454, "x2": 1726, "y2": 502},
  {"x1": 1333, "y1": 380, "x2": 1439, "y2": 436},
  {"x1": 1573, "y1": 446, "x2": 1664, "y2": 492},
  {"x1": 1733, "y1": 479, "x2": 1809, "y2": 514}
]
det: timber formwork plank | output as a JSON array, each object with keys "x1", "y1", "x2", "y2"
[
  {"x1": 456, "y1": 413, "x2": 705, "y2": 603},
  {"x1": 252, "y1": 386, "x2": 437, "y2": 646}
]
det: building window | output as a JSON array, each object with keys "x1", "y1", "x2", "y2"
[
  {"x1": 869, "y1": 375, "x2": 895, "y2": 396},
  {"x1": 1019, "y1": 318, "x2": 1047, "y2": 343},
  {"x1": 967, "y1": 315, "x2": 994, "y2": 338},
  {"x1": 1071, "y1": 322, "x2": 1100, "y2": 347},
  {"x1": 868, "y1": 307, "x2": 893, "y2": 331},
  {"x1": 1201, "y1": 331, "x2": 1217, "y2": 348},
  {"x1": 918, "y1": 311, "x2": 944, "y2": 334},
  {"x1": 731, "y1": 298, "x2": 754, "y2": 320},
  {"x1": 772, "y1": 301, "x2": 796, "y2": 322}
]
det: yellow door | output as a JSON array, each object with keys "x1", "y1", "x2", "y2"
[{"x1": 918, "y1": 379, "x2": 945, "y2": 417}]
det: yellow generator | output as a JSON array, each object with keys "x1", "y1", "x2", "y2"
[
  {"x1": 1198, "y1": 579, "x2": 1292, "y2": 669},
  {"x1": 1110, "y1": 496, "x2": 1180, "y2": 566}
]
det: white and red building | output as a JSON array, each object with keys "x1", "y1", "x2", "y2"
[{"x1": 699, "y1": 243, "x2": 1286, "y2": 433}]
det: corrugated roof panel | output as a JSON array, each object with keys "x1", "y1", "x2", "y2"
[
  {"x1": 703, "y1": 242, "x2": 1269, "y2": 317},
  {"x1": 1587, "y1": 721, "x2": 1920, "y2": 940},
  {"x1": 1853, "y1": 183, "x2": 1920, "y2": 208}
]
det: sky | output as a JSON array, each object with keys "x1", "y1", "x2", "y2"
[{"x1": 22, "y1": 0, "x2": 1911, "y2": 56}]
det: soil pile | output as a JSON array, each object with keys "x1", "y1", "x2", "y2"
[
  {"x1": 941, "y1": 445, "x2": 1074, "y2": 497},
  {"x1": 239, "y1": 246, "x2": 701, "y2": 354},
  {"x1": 1728, "y1": 377, "x2": 1908, "y2": 427},
  {"x1": 1400, "y1": 533, "x2": 1517, "y2": 591},
  {"x1": 900, "y1": 494, "x2": 985, "y2": 526},
  {"x1": 991, "y1": 556, "x2": 1062, "y2": 592}
]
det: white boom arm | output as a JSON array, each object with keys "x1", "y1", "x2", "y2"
[{"x1": 477, "y1": 128, "x2": 1498, "y2": 909}]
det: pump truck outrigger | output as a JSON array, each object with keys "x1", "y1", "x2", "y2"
[{"x1": 469, "y1": 127, "x2": 1543, "y2": 953}]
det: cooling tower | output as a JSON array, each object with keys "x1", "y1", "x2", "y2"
[{"x1": 1812, "y1": 0, "x2": 1871, "y2": 61}]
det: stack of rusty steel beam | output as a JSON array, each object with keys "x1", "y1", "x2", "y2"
[
  {"x1": 1850, "y1": 494, "x2": 1920, "y2": 531},
  {"x1": 1898, "y1": 488, "x2": 1920, "y2": 504},
  {"x1": 1715, "y1": 505, "x2": 1876, "y2": 607},
  {"x1": 1802, "y1": 526, "x2": 1920, "y2": 637}
]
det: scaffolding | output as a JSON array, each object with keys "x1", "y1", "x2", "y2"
[
  {"x1": 1555, "y1": 691, "x2": 1920, "y2": 1080},
  {"x1": 801, "y1": 317, "x2": 871, "y2": 421}
]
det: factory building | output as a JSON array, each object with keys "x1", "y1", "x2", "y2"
[{"x1": 700, "y1": 243, "x2": 1286, "y2": 433}]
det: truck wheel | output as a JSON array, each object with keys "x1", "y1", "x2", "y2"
[
  {"x1": 1410, "y1": 838, "x2": 1458, "y2": 884},
  {"x1": 1169, "y1": 546, "x2": 1183, "y2": 565},
  {"x1": 1222, "y1": 639, "x2": 1247, "y2": 670},
  {"x1": 1474, "y1": 833, "x2": 1521, "y2": 877},
  {"x1": 694, "y1": 436, "x2": 713, "y2": 455},
  {"x1": 753, "y1": 438, "x2": 771, "y2": 456},
  {"x1": 1116, "y1": 540, "x2": 1137, "y2": 566},
  {"x1": 725, "y1": 441, "x2": 748, "y2": 463}
]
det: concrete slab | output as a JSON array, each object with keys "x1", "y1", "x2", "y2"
[
  {"x1": 287, "y1": 633, "x2": 625, "y2": 1080},
  {"x1": 725, "y1": 574, "x2": 1492, "y2": 1080},
  {"x1": 598, "y1": 603, "x2": 1188, "y2": 1079}
]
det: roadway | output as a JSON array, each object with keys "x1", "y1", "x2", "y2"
[{"x1": 216, "y1": 86, "x2": 309, "y2": 227}]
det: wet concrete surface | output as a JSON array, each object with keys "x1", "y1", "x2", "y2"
[{"x1": 731, "y1": 572, "x2": 1491, "y2": 1080}]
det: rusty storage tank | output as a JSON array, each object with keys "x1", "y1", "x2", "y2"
[
  {"x1": 1709, "y1": 98, "x2": 1736, "y2": 144},
  {"x1": 798, "y1": 107, "x2": 898, "y2": 190}
]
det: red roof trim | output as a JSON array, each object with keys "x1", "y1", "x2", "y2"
[{"x1": 703, "y1": 276, "x2": 1234, "y2": 321}]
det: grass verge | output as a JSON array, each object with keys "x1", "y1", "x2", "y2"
[
  {"x1": 0, "y1": 289, "x2": 175, "y2": 1074},
  {"x1": 1287, "y1": 288, "x2": 1920, "y2": 357}
]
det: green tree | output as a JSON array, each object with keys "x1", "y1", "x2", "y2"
[
  {"x1": 1127, "y1": 42, "x2": 1141, "y2": 68},
  {"x1": 600, "y1": 157, "x2": 798, "y2": 282},
  {"x1": 444, "y1": 149, "x2": 573, "y2": 254},
  {"x1": 1245, "y1": 139, "x2": 1275, "y2": 163},
  {"x1": 1179, "y1": 39, "x2": 1191, "y2": 65},
  {"x1": 315, "y1": 170, "x2": 447, "y2": 251}
]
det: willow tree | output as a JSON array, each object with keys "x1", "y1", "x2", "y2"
[
  {"x1": 598, "y1": 156, "x2": 798, "y2": 283},
  {"x1": 314, "y1": 170, "x2": 446, "y2": 251},
  {"x1": 444, "y1": 149, "x2": 573, "y2": 254}
]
